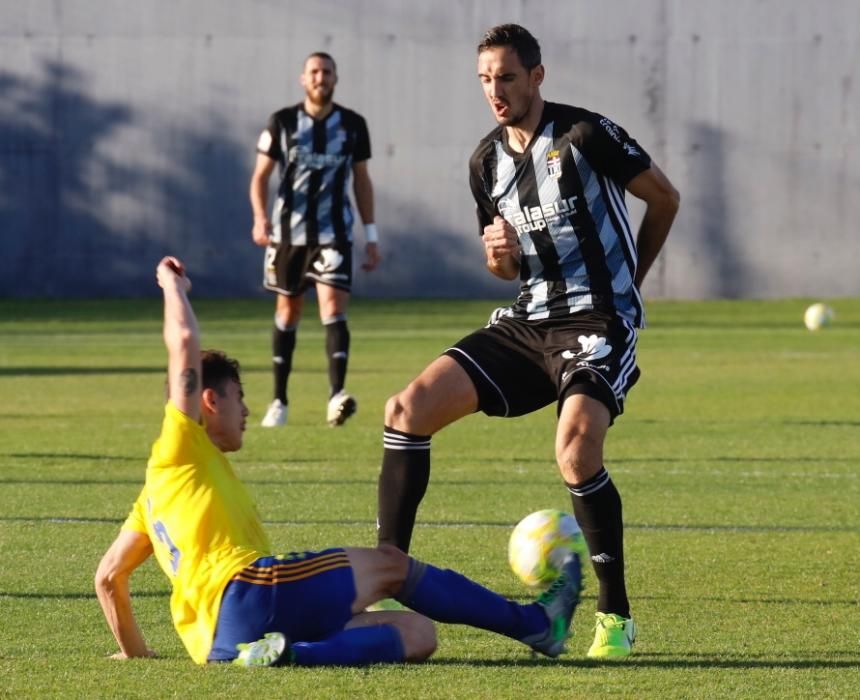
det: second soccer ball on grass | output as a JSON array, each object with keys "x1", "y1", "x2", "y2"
[
  {"x1": 508, "y1": 509, "x2": 587, "y2": 589},
  {"x1": 803, "y1": 303, "x2": 835, "y2": 331}
]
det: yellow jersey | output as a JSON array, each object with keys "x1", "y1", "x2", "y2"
[{"x1": 123, "y1": 401, "x2": 272, "y2": 664}]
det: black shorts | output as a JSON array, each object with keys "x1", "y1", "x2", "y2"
[
  {"x1": 263, "y1": 243, "x2": 353, "y2": 296},
  {"x1": 444, "y1": 311, "x2": 640, "y2": 422}
]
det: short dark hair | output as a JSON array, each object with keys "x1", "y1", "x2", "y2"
[
  {"x1": 477, "y1": 24, "x2": 542, "y2": 70},
  {"x1": 305, "y1": 51, "x2": 337, "y2": 72},
  {"x1": 201, "y1": 349, "x2": 241, "y2": 396}
]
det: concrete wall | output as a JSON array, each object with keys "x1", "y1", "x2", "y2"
[{"x1": 1, "y1": 0, "x2": 857, "y2": 299}]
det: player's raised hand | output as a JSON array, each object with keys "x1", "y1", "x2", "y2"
[
  {"x1": 156, "y1": 256, "x2": 192, "y2": 293},
  {"x1": 252, "y1": 217, "x2": 273, "y2": 247}
]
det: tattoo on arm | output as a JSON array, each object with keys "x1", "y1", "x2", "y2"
[{"x1": 180, "y1": 368, "x2": 198, "y2": 397}]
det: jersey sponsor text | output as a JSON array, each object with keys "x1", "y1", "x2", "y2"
[{"x1": 499, "y1": 195, "x2": 579, "y2": 234}]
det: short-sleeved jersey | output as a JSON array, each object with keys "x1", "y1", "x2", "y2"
[
  {"x1": 122, "y1": 402, "x2": 272, "y2": 664},
  {"x1": 469, "y1": 102, "x2": 652, "y2": 327},
  {"x1": 257, "y1": 103, "x2": 371, "y2": 248}
]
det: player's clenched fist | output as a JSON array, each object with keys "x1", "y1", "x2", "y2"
[
  {"x1": 156, "y1": 256, "x2": 192, "y2": 293},
  {"x1": 482, "y1": 216, "x2": 520, "y2": 260},
  {"x1": 251, "y1": 217, "x2": 272, "y2": 247}
]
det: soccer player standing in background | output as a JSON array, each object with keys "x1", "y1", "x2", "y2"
[
  {"x1": 376, "y1": 24, "x2": 680, "y2": 658},
  {"x1": 250, "y1": 52, "x2": 380, "y2": 428}
]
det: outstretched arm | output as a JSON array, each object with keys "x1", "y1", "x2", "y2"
[
  {"x1": 94, "y1": 529, "x2": 155, "y2": 659},
  {"x1": 156, "y1": 257, "x2": 201, "y2": 421},
  {"x1": 626, "y1": 162, "x2": 680, "y2": 287}
]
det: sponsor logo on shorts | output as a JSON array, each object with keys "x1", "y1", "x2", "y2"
[
  {"x1": 313, "y1": 249, "x2": 344, "y2": 274},
  {"x1": 561, "y1": 335, "x2": 612, "y2": 371},
  {"x1": 562, "y1": 335, "x2": 612, "y2": 362}
]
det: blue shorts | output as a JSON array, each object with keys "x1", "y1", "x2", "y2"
[{"x1": 208, "y1": 548, "x2": 356, "y2": 662}]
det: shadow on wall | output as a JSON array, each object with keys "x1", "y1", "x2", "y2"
[
  {"x1": 676, "y1": 122, "x2": 746, "y2": 298},
  {"x1": 158, "y1": 106, "x2": 258, "y2": 299},
  {"x1": 0, "y1": 61, "x2": 132, "y2": 298},
  {"x1": 352, "y1": 191, "x2": 515, "y2": 301},
  {"x1": 0, "y1": 60, "x2": 256, "y2": 299},
  {"x1": 0, "y1": 60, "x2": 512, "y2": 300}
]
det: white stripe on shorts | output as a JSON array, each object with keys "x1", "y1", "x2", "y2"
[{"x1": 445, "y1": 346, "x2": 510, "y2": 417}]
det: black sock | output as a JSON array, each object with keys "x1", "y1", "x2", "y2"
[
  {"x1": 272, "y1": 324, "x2": 296, "y2": 404},
  {"x1": 567, "y1": 467, "x2": 629, "y2": 617},
  {"x1": 377, "y1": 427, "x2": 431, "y2": 553},
  {"x1": 324, "y1": 318, "x2": 349, "y2": 397}
]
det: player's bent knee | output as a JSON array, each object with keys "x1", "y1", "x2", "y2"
[
  {"x1": 557, "y1": 414, "x2": 605, "y2": 452},
  {"x1": 375, "y1": 544, "x2": 410, "y2": 593},
  {"x1": 384, "y1": 394, "x2": 402, "y2": 425},
  {"x1": 384, "y1": 380, "x2": 441, "y2": 432},
  {"x1": 384, "y1": 392, "x2": 416, "y2": 430},
  {"x1": 555, "y1": 440, "x2": 603, "y2": 484},
  {"x1": 397, "y1": 614, "x2": 437, "y2": 662},
  {"x1": 376, "y1": 543, "x2": 409, "y2": 565},
  {"x1": 556, "y1": 432, "x2": 600, "y2": 462},
  {"x1": 556, "y1": 436, "x2": 599, "y2": 462}
]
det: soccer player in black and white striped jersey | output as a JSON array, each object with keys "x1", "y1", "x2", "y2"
[
  {"x1": 250, "y1": 52, "x2": 380, "y2": 429},
  {"x1": 376, "y1": 25, "x2": 679, "y2": 659}
]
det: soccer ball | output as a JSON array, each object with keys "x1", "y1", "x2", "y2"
[
  {"x1": 508, "y1": 509, "x2": 586, "y2": 588},
  {"x1": 804, "y1": 303, "x2": 834, "y2": 331}
]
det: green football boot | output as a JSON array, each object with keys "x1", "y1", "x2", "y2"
[
  {"x1": 586, "y1": 612, "x2": 636, "y2": 659},
  {"x1": 233, "y1": 632, "x2": 290, "y2": 667},
  {"x1": 522, "y1": 553, "x2": 584, "y2": 658}
]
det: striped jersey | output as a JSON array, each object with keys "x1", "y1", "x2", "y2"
[
  {"x1": 122, "y1": 402, "x2": 271, "y2": 664},
  {"x1": 257, "y1": 103, "x2": 371, "y2": 247},
  {"x1": 469, "y1": 102, "x2": 651, "y2": 327}
]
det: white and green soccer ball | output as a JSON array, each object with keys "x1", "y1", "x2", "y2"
[
  {"x1": 508, "y1": 509, "x2": 587, "y2": 589},
  {"x1": 804, "y1": 303, "x2": 835, "y2": 331}
]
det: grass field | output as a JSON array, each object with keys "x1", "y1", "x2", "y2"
[{"x1": 1, "y1": 297, "x2": 858, "y2": 699}]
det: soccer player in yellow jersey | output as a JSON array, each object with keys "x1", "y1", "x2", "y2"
[{"x1": 94, "y1": 256, "x2": 584, "y2": 666}]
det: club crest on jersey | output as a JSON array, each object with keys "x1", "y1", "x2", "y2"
[{"x1": 546, "y1": 149, "x2": 562, "y2": 179}]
